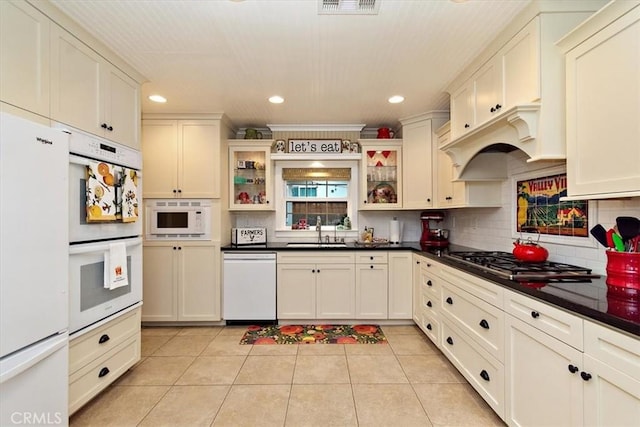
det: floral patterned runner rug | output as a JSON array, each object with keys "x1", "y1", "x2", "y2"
[{"x1": 240, "y1": 324, "x2": 387, "y2": 344}]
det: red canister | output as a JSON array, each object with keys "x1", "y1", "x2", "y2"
[{"x1": 605, "y1": 251, "x2": 640, "y2": 300}]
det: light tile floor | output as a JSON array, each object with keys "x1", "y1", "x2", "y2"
[{"x1": 70, "y1": 325, "x2": 505, "y2": 427}]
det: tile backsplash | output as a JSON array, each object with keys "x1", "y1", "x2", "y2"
[{"x1": 445, "y1": 151, "x2": 640, "y2": 275}]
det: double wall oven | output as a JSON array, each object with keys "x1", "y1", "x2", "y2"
[{"x1": 62, "y1": 124, "x2": 143, "y2": 335}]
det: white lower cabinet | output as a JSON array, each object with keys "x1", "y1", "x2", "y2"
[
  {"x1": 142, "y1": 242, "x2": 220, "y2": 322},
  {"x1": 413, "y1": 257, "x2": 640, "y2": 426},
  {"x1": 505, "y1": 314, "x2": 583, "y2": 426},
  {"x1": 277, "y1": 252, "x2": 355, "y2": 320},
  {"x1": 69, "y1": 307, "x2": 141, "y2": 414},
  {"x1": 582, "y1": 320, "x2": 640, "y2": 427},
  {"x1": 388, "y1": 251, "x2": 413, "y2": 319},
  {"x1": 355, "y1": 252, "x2": 388, "y2": 319}
]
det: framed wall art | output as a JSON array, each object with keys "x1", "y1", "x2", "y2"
[{"x1": 511, "y1": 165, "x2": 597, "y2": 248}]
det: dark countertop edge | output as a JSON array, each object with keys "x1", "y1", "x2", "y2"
[{"x1": 221, "y1": 242, "x2": 640, "y2": 337}]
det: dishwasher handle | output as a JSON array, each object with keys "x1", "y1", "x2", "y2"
[{"x1": 223, "y1": 252, "x2": 276, "y2": 261}]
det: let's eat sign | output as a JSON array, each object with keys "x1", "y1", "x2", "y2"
[{"x1": 288, "y1": 139, "x2": 343, "y2": 153}]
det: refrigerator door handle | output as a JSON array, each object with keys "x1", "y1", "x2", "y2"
[{"x1": 0, "y1": 333, "x2": 67, "y2": 384}]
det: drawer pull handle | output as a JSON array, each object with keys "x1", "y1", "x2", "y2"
[
  {"x1": 531, "y1": 311, "x2": 540, "y2": 318},
  {"x1": 427, "y1": 280, "x2": 432, "y2": 287},
  {"x1": 370, "y1": 256, "x2": 374, "y2": 260},
  {"x1": 480, "y1": 370, "x2": 490, "y2": 381},
  {"x1": 98, "y1": 367, "x2": 110, "y2": 378},
  {"x1": 98, "y1": 334, "x2": 110, "y2": 344},
  {"x1": 426, "y1": 301, "x2": 432, "y2": 308},
  {"x1": 581, "y1": 372, "x2": 592, "y2": 381},
  {"x1": 479, "y1": 319, "x2": 490, "y2": 329},
  {"x1": 568, "y1": 364, "x2": 579, "y2": 374},
  {"x1": 446, "y1": 297, "x2": 453, "y2": 305},
  {"x1": 426, "y1": 323, "x2": 432, "y2": 330},
  {"x1": 446, "y1": 336, "x2": 453, "y2": 345},
  {"x1": 370, "y1": 265, "x2": 374, "y2": 269},
  {"x1": 426, "y1": 263, "x2": 431, "y2": 267}
]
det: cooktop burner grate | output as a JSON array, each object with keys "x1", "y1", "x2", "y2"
[{"x1": 445, "y1": 251, "x2": 600, "y2": 282}]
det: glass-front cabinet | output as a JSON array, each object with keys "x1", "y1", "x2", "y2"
[
  {"x1": 359, "y1": 140, "x2": 402, "y2": 210},
  {"x1": 229, "y1": 141, "x2": 273, "y2": 210}
]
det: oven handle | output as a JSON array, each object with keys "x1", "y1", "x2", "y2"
[
  {"x1": 69, "y1": 237, "x2": 142, "y2": 255},
  {"x1": 69, "y1": 154, "x2": 142, "y2": 175}
]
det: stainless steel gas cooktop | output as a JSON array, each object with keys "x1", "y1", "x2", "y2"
[{"x1": 445, "y1": 251, "x2": 601, "y2": 283}]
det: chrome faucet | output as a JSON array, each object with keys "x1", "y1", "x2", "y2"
[{"x1": 316, "y1": 216, "x2": 322, "y2": 243}]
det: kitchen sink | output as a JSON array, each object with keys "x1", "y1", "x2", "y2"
[{"x1": 286, "y1": 242, "x2": 348, "y2": 248}]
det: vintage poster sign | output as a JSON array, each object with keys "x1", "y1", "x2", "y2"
[{"x1": 516, "y1": 172, "x2": 589, "y2": 237}]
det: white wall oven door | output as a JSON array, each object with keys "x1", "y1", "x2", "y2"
[{"x1": 69, "y1": 237, "x2": 142, "y2": 334}]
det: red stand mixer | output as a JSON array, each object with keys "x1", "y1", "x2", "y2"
[{"x1": 420, "y1": 211, "x2": 449, "y2": 248}]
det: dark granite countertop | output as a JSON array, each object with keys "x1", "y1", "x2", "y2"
[{"x1": 222, "y1": 242, "x2": 640, "y2": 337}]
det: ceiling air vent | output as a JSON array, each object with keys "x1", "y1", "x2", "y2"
[{"x1": 319, "y1": 0, "x2": 380, "y2": 15}]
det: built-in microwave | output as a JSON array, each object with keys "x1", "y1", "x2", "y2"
[{"x1": 145, "y1": 199, "x2": 211, "y2": 240}]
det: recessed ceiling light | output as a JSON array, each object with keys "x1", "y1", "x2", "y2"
[
  {"x1": 269, "y1": 95, "x2": 284, "y2": 104},
  {"x1": 388, "y1": 95, "x2": 404, "y2": 104},
  {"x1": 148, "y1": 95, "x2": 167, "y2": 103}
]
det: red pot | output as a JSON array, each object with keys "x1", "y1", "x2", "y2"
[{"x1": 513, "y1": 241, "x2": 549, "y2": 262}]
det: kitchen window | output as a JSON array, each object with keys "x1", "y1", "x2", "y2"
[{"x1": 275, "y1": 160, "x2": 359, "y2": 236}]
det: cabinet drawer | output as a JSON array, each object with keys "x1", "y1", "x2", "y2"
[
  {"x1": 420, "y1": 284, "x2": 439, "y2": 312},
  {"x1": 441, "y1": 281, "x2": 504, "y2": 362},
  {"x1": 355, "y1": 251, "x2": 388, "y2": 264},
  {"x1": 585, "y1": 320, "x2": 640, "y2": 381},
  {"x1": 439, "y1": 264, "x2": 503, "y2": 308},
  {"x1": 69, "y1": 334, "x2": 140, "y2": 415},
  {"x1": 504, "y1": 290, "x2": 583, "y2": 350},
  {"x1": 420, "y1": 308, "x2": 440, "y2": 347},
  {"x1": 441, "y1": 320, "x2": 505, "y2": 419},
  {"x1": 69, "y1": 307, "x2": 141, "y2": 374},
  {"x1": 419, "y1": 267, "x2": 440, "y2": 300},
  {"x1": 277, "y1": 251, "x2": 355, "y2": 264}
]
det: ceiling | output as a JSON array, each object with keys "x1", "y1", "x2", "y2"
[{"x1": 50, "y1": 0, "x2": 531, "y2": 129}]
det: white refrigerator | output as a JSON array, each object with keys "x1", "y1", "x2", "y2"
[{"x1": 0, "y1": 113, "x2": 69, "y2": 425}]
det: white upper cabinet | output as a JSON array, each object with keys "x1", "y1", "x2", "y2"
[
  {"x1": 0, "y1": 1, "x2": 50, "y2": 118},
  {"x1": 474, "y1": 56, "x2": 504, "y2": 126},
  {"x1": 51, "y1": 24, "x2": 140, "y2": 149},
  {"x1": 399, "y1": 113, "x2": 448, "y2": 210},
  {"x1": 558, "y1": 1, "x2": 640, "y2": 199},
  {"x1": 445, "y1": 5, "x2": 603, "y2": 172}
]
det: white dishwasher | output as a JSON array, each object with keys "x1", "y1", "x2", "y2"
[{"x1": 223, "y1": 252, "x2": 277, "y2": 322}]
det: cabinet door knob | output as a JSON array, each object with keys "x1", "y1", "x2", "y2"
[
  {"x1": 531, "y1": 311, "x2": 540, "y2": 318},
  {"x1": 177, "y1": 189, "x2": 182, "y2": 193},
  {"x1": 479, "y1": 319, "x2": 490, "y2": 329},
  {"x1": 370, "y1": 256, "x2": 374, "y2": 260},
  {"x1": 178, "y1": 246, "x2": 182, "y2": 250},
  {"x1": 98, "y1": 334, "x2": 110, "y2": 344},
  {"x1": 427, "y1": 280, "x2": 432, "y2": 287},
  {"x1": 101, "y1": 123, "x2": 108, "y2": 129},
  {"x1": 490, "y1": 107, "x2": 496, "y2": 113},
  {"x1": 568, "y1": 364, "x2": 579, "y2": 374},
  {"x1": 173, "y1": 246, "x2": 177, "y2": 250},
  {"x1": 464, "y1": 123, "x2": 470, "y2": 128},
  {"x1": 364, "y1": 200, "x2": 368, "y2": 203},
  {"x1": 426, "y1": 198, "x2": 431, "y2": 202},
  {"x1": 426, "y1": 301, "x2": 432, "y2": 307},
  {"x1": 426, "y1": 263, "x2": 431, "y2": 267},
  {"x1": 581, "y1": 371, "x2": 592, "y2": 381},
  {"x1": 98, "y1": 367, "x2": 110, "y2": 378},
  {"x1": 495, "y1": 104, "x2": 502, "y2": 110},
  {"x1": 266, "y1": 200, "x2": 269, "y2": 204},
  {"x1": 317, "y1": 269, "x2": 320, "y2": 273},
  {"x1": 370, "y1": 265, "x2": 374, "y2": 269},
  {"x1": 416, "y1": 261, "x2": 420, "y2": 265},
  {"x1": 480, "y1": 370, "x2": 490, "y2": 381},
  {"x1": 107, "y1": 125, "x2": 113, "y2": 131},
  {"x1": 173, "y1": 189, "x2": 177, "y2": 193},
  {"x1": 446, "y1": 336, "x2": 454, "y2": 345},
  {"x1": 312, "y1": 269, "x2": 316, "y2": 273},
  {"x1": 426, "y1": 323, "x2": 432, "y2": 330},
  {"x1": 446, "y1": 297, "x2": 453, "y2": 305}
]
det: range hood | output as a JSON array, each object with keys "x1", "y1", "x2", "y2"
[{"x1": 441, "y1": 103, "x2": 567, "y2": 181}]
